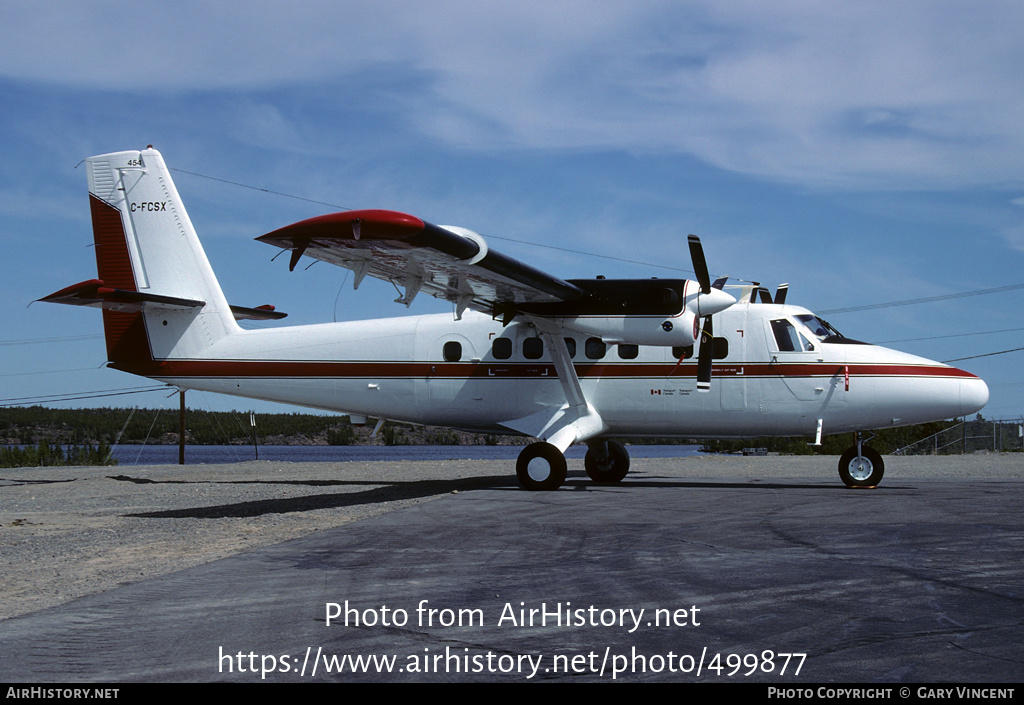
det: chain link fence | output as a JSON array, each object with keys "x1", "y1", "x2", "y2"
[{"x1": 893, "y1": 417, "x2": 1024, "y2": 455}]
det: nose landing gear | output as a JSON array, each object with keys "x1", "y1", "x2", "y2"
[{"x1": 839, "y1": 432, "x2": 884, "y2": 487}]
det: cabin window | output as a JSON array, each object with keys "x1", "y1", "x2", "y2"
[
  {"x1": 712, "y1": 337, "x2": 729, "y2": 359},
  {"x1": 585, "y1": 337, "x2": 606, "y2": 360},
  {"x1": 770, "y1": 319, "x2": 813, "y2": 352},
  {"x1": 698, "y1": 335, "x2": 729, "y2": 360},
  {"x1": 443, "y1": 341, "x2": 462, "y2": 362},
  {"x1": 672, "y1": 345, "x2": 694, "y2": 360},
  {"x1": 492, "y1": 337, "x2": 512, "y2": 360},
  {"x1": 523, "y1": 336, "x2": 544, "y2": 360},
  {"x1": 564, "y1": 337, "x2": 577, "y2": 359},
  {"x1": 618, "y1": 344, "x2": 639, "y2": 360}
]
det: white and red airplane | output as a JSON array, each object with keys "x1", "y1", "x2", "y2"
[{"x1": 41, "y1": 148, "x2": 988, "y2": 490}]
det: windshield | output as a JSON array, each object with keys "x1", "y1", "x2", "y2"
[
  {"x1": 770, "y1": 318, "x2": 814, "y2": 352},
  {"x1": 796, "y1": 314, "x2": 843, "y2": 341}
]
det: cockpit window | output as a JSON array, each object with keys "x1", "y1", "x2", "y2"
[
  {"x1": 771, "y1": 319, "x2": 814, "y2": 352},
  {"x1": 796, "y1": 314, "x2": 842, "y2": 341},
  {"x1": 792, "y1": 314, "x2": 867, "y2": 344}
]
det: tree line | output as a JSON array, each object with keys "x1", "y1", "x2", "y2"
[
  {"x1": 0, "y1": 405, "x2": 515, "y2": 458},
  {"x1": 2, "y1": 406, "x2": 1000, "y2": 468}
]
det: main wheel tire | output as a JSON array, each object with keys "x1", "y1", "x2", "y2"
[
  {"x1": 584, "y1": 440, "x2": 630, "y2": 483},
  {"x1": 838, "y1": 446, "x2": 884, "y2": 487},
  {"x1": 516, "y1": 442, "x2": 568, "y2": 491}
]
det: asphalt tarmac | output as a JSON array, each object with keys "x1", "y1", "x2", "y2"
[{"x1": 1, "y1": 453, "x2": 1021, "y2": 683}]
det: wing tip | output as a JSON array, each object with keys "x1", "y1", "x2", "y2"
[{"x1": 258, "y1": 209, "x2": 425, "y2": 244}]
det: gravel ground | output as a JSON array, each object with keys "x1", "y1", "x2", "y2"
[{"x1": 1, "y1": 452, "x2": 1021, "y2": 621}]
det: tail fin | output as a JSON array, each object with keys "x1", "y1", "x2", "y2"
[{"x1": 42, "y1": 147, "x2": 239, "y2": 373}]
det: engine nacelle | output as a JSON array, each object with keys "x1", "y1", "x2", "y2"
[{"x1": 562, "y1": 310, "x2": 700, "y2": 347}]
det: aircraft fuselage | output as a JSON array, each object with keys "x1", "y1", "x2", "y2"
[{"x1": 120, "y1": 303, "x2": 985, "y2": 442}]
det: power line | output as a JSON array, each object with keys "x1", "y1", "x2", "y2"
[
  {"x1": 171, "y1": 167, "x2": 711, "y2": 279},
  {"x1": 820, "y1": 283, "x2": 1024, "y2": 315},
  {"x1": 878, "y1": 326, "x2": 1024, "y2": 344},
  {"x1": 483, "y1": 233, "x2": 695, "y2": 275},
  {"x1": 0, "y1": 367, "x2": 102, "y2": 378},
  {"x1": 170, "y1": 167, "x2": 348, "y2": 211},
  {"x1": 172, "y1": 167, "x2": 1023, "y2": 311},
  {"x1": 0, "y1": 334, "x2": 102, "y2": 347},
  {"x1": 943, "y1": 347, "x2": 1024, "y2": 364},
  {"x1": 0, "y1": 386, "x2": 169, "y2": 407}
]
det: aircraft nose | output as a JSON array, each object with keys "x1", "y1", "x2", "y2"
[{"x1": 959, "y1": 376, "x2": 989, "y2": 416}]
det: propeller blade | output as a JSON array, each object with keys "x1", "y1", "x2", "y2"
[
  {"x1": 687, "y1": 234, "x2": 711, "y2": 294},
  {"x1": 748, "y1": 281, "x2": 761, "y2": 303},
  {"x1": 697, "y1": 315, "x2": 713, "y2": 392}
]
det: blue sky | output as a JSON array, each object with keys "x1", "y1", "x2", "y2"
[{"x1": 2, "y1": 1, "x2": 1024, "y2": 421}]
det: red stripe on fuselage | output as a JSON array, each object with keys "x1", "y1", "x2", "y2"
[{"x1": 111, "y1": 358, "x2": 979, "y2": 381}]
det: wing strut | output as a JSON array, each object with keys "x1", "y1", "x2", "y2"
[{"x1": 499, "y1": 321, "x2": 607, "y2": 451}]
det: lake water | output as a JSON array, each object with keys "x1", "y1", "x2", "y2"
[{"x1": 108, "y1": 444, "x2": 705, "y2": 465}]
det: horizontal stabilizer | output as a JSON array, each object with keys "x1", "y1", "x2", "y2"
[
  {"x1": 40, "y1": 279, "x2": 286, "y2": 321},
  {"x1": 229, "y1": 304, "x2": 288, "y2": 321},
  {"x1": 38, "y1": 279, "x2": 205, "y2": 312}
]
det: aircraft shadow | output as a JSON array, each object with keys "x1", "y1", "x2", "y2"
[
  {"x1": 115, "y1": 471, "x2": 890, "y2": 520},
  {"x1": 119, "y1": 473, "x2": 516, "y2": 519},
  {"x1": 605, "y1": 473, "x2": 891, "y2": 491}
]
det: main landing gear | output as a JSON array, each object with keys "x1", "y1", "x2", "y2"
[
  {"x1": 838, "y1": 432, "x2": 884, "y2": 487},
  {"x1": 584, "y1": 439, "x2": 630, "y2": 483},
  {"x1": 515, "y1": 439, "x2": 631, "y2": 490},
  {"x1": 516, "y1": 442, "x2": 567, "y2": 491}
]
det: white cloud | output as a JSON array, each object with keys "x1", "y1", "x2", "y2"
[
  {"x1": 1001, "y1": 223, "x2": 1024, "y2": 253},
  {"x1": 2, "y1": 1, "x2": 1023, "y2": 191}
]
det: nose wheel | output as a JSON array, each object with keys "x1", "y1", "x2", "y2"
[{"x1": 838, "y1": 444, "x2": 884, "y2": 487}]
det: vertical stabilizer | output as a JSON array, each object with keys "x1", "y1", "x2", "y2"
[{"x1": 83, "y1": 148, "x2": 239, "y2": 369}]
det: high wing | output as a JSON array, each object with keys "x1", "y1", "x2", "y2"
[{"x1": 257, "y1": 209, "x2": 588, "y2": 320}]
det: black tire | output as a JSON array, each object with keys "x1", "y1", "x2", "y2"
[
  {"x1": 838, "y1": 446, "x2": 884, "y2": 487},
  {"x1": 516, "y1": 442, "x2": 567, "y2": 491},
  {"x1": 584, "y1": 440, "x2": 630, "y2": 483}
]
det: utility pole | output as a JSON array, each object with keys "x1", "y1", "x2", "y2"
[
  {"x1": 250, "y1": 412, "x2": 259, "y2": 460},
  {"x1": 179, "y1": 390, "x2": 186, "y2": 465}
]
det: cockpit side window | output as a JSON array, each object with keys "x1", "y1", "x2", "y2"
[
  {"x1": 793, "y1": 314, "x2": 866, "y2": 344},
  {"x1": 796, "y1": 314, "x2": 832, "y2": 340},
  {"x1": 771, "y1": 319, "x2": 813, "y2": 352}
]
